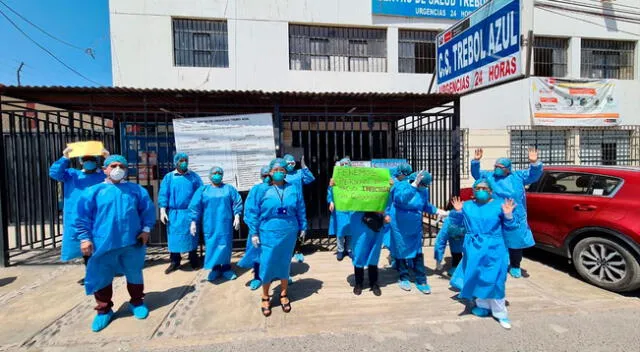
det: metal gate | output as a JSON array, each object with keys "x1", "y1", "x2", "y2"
[{"x1": 1, "y1": 89, "x2": 460, "y2": 266}]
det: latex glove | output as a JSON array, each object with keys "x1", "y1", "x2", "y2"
[
  {"x1": 233, "y1": 214, "x2": 241, "y2": 231},
  {"x1": 160, "y1": 208, "x2": 168, "y2": 224},
  {"x1": 80, "y1": 240, "x2": 93, "y2": 256},
  {"x1": 190, "y1": 221, "x2": 197, "y2": 236},
  {"x1": 436, "y1": 261, "x2": 444, "y2": 271},
  {"x1": 300, "y1": 155, "x2": 307, "y2": 169},
  {"x1": 251, "y1": 235, "x2": 260, "y2": 248},
  {"x1": 101, "y1": 148, "x2": 110, "y2": 158},
  {"x1": 436, "y1": 209, "x2": 449, "y2": 222},
  {"x1": 411, "y1": 171, "x2": 425, "y2": 188},
  {"x1": 329, "y1": 202, "x2": 335, "y2": 212},
  {"x1": 63, "y1": 147, "x2": 72, "y2": 159},
  {"x1": 299, "y1": 230, "x2": 306, "y2": 242}
]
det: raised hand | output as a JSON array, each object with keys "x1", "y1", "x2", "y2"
[
  {"x1": 502, "y1": 199, "x2": 517, "y2": 216},
  {"x1": 451, "y1": 196, "x2": 463, "y2": 211},
  {"x1": 474, "y1": 148, "x2": 483, "y2": 161},
  {"x1": 528, "y1": 147, "x2": 539, "y2": 163},
  {"x1": 63, "y1": 147, "x2": 73, "y2": 158}
]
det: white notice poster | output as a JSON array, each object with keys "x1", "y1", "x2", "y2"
[{"x1": 172, "y1": 113, "x2": 277, "y2": 191}]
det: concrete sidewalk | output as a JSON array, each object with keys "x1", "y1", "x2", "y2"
[{"x1": 0, "y1": 247, "x2": 638, "y2": 351}]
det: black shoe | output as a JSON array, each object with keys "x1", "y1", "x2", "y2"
[
  {"x1": 353, "y1": 284, "x2": 363, "y2": 296},
  {"x1": 190, "y1": 261, "x2": 201, "y2": 270},
  {"x1": 77, "y1": 278, "x2": 85, "y2": 286},
  {"x1": 165, "y1": 263, "x2": 180, "y2": 275},
  {"x1": 371, "y1": 284, "x2": 382, "y2": 296}
]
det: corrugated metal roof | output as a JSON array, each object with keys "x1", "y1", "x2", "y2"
[{"x1": 0, "y1": 85, "x2": 455, "y2": 98}]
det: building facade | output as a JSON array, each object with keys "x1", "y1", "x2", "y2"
[{"x1": 109, "y1": 0, "x2": 640, "y2": 185}]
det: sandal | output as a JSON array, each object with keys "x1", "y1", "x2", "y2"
[
  {"x1": 261, "y1": 297, "x2": 271, "y2": 317},
  {"x1": 280, "y1": 294, "x2": 292, "y2": 313}
]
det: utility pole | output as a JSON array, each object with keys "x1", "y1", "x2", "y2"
[{"x1": 16, "y1": 62, "x2": 24, "y2": 86}]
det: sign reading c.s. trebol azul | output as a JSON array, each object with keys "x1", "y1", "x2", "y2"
[
  {"x1": 372, "y1": 0, "x2": 488, "y2": 20},
  {"x1": 437, "y1": 0, "x2": 523, "y2": 94}
]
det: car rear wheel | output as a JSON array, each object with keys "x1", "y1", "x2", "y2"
[{"x1": 572, "y1": 237, "x2": 640, "y2": 293}]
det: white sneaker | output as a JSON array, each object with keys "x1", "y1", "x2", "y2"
[{"x1": 498, "y1": 318, "x2": 512, "y2": 330}]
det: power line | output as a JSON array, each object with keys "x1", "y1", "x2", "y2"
[
  {"x1": 537, "y1": 6, "x2": 640, "y2": 36},
  {"x1": 537, "y1": 1, "x2": 640, "y2": 24},
  {"x1": 546, "y1": 0, "x2": 640, "y2": 17},
  {"x1": 0, "y1": 0, "x2": 95, "y2": 57},
  {"x1": 0, "y1": 7, "x2": 103, "y2": 85},
  {"x1": 585, "y1": 0, "x2": 640, "y2": 11}
]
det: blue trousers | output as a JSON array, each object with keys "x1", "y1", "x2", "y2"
[{"x1": 397, "y1": 253, "x2": 427, "y2": 285}]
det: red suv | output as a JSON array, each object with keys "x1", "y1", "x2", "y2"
[{"x1": 463, "y1": 166, "x2": 640, "y2": 293}]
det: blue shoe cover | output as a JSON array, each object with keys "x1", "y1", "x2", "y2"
[
  {"x1": 336, "y1": 251, "x2": 345, "y2": 261},
  {"x1": 130, "y1": 303, "x2": 149, "y2": 320},
  {"x1": 447, "y1": 266, "x2": 456, "y2": 277},
  {"x1": 222, "y1": 270, "x2": 238, "y2": 281},
  {"x1": 416, "y1": 283, "x2": 431, "y2": 294},
  {"x1": 398, "y1": 280, "x2": 411, "y2": 291},
  {"x1": 208, "y1": 270, "x2": 221, "y2": 281},
  {"x1": 92, "y1": 310, "x2": 114, "y2": 332},
  {"x1": 249, "y1": 279, "x2": 262, "y2": 290},
  {"x1": 295, "y1": 253, "x2": 304, "y2": 263},
  {"x1": 471, "y1": 307, "x2": 491, "y2": 317},
  {"x1": 499, "y1": 318, "x2": 512, "y2": 330},
  {"x1": 509, "y1": 267, "x2": 522, "y2": 278},
  {"x1": 288, "y1": 276, "x2": 294, "y2": 285}
]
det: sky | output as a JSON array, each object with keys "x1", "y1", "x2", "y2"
[{"x1": 0, "y1": 0, "x2": 112, "y2": 87}]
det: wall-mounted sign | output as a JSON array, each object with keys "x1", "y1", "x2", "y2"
[{"x1": 372, "y1": 0, "x2": 487, "y2": 20}]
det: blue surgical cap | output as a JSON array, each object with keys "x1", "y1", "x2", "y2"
[
  {"x1": 174, "y1": 152, "x2": 189, "y2": 166},
  {"x1": 209, "y1": 166, "x2": 223, "y2": 177},
  {"x1": 104, "y1": 154, "x2": 128, "y2": 167},
  {"x1": 339, "y1": 157, "x2": 351, "y2": 166},
  {"x1": 473, "y1": 178, "x2": 491, "y2": 190},
  {"x1": 420, "y1": 171, "x2": 433, "y2": 186},
  {"x1": 260, "y1": 165, "x2": 270, "y2": 176},
  {"x1": 283, "y1": 154, "x2": 295, "y2": 163},
  {"x1": 407, "y1": 172, "x2": 418, "y2": 183},
  {"x1": 399, "y1": 163, "x2": 413, "y2": 176},
  {"x1": 495, "y1": 157, "x2": 512, "y2": 171},
  {"x1": 270, "y1": 158, "x2": 287, "y2": 170}
]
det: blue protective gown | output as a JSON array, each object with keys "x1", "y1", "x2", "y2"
[
  {"x1": 387, "y1": 182, "x2": 437, "y2": 259},
  {"x1": 349, "y1": 212, "x2": 384, "y2": 268},
  {"x1": 238, "y1": 182, "x2": 268, "y2": 269},
  {"x1": 327, "y1": 186, "x2": 352, "y2": 238},
  {"x1": 75, "y1": 181, "x2": 156, "y2": 295},
  {"x1": 285, "y1": 168, "x2": 315, "y2": 191},
  {"x1": 189, "y1": 183, "x2": 243, "y2": 269},
  {"x1": 158, "y1": 170, "x2": 203, "y2": 253},
  {"x1": 382, "y1": 178, "x2": 405, "y2": 250},
  {"x1": 449, "y1": 200, "x2": 518, "y2": 300},
  {"x1": 49, "y1": 157, "x2": 106, "y2": 261},
  {"x1": 471, "y1": 160, "x2": 543, "y2": 249},
  {"x1": 434, "y1": 217, "x2": 466, "y2": 263},
  {"x1": 246, "y1": 182, "x2": 307, "y2": 284}
]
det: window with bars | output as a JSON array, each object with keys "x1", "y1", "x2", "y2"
[
  {"x1": 173, "y1": 18, "x2": 229, "y2": 68},
  {"x1": 289, "y1": 24, "x2": 387, "y2": 72},
  {"x1": 398, "y1": 30, "x2": 437, "y2": 74},
  {"x1": 396, "y1": 129, "x2": 469, "y2": 177},
  {"x1": 581, "y1": 39, "x2": 635, "y2": 80},
  {"x1": 579, "y1": 128, "x2": 640, "y2": 166},
  {"x1": 509, "y1": 128, "x2": 573, "y2": 169},
  {"x1": 533, "y1": 37, "x2": 568, "y2": 77}
]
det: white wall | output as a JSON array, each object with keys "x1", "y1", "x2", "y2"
[{"x1": 109, "y1": 0, "x2": 640, "y2": 127}]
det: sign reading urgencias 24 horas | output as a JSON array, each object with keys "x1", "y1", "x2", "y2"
[{"x1": 437, "y1": 0, "x2": 524, "y2": 94}]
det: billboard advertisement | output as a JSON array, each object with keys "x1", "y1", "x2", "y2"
[
  {"x1": 436, "y1": 0, "x2": 523, "y2": 94},
  {"x1": 372, "y1": 0, "x2": 487, "y2": 20},
  {"x1": 530, "y1": 77, "x2": 620, "y2": 127}
]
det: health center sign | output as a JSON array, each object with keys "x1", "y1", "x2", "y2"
[
  {"x1": 437, "y1": 0, "x2": 524, "y2": 94},
  {"x1": 372, "y1": 0, "x2": 487, "y2": 20}
]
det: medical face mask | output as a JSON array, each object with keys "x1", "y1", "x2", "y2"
[
  {"x1": 83, "y1": 161, "x2": 97, "y2": 171},
  {"x1": 109, "y1": 167, "x2": 126, "y2": 182},
  {"x1": 474, "y1": 189, "x2": 491, "y2": 203},
  {"x1": 262, "y1": 176, "x2": 271, "y2": 184},
  {"x1": 211, "y1": 174, "x2": 223, "y2": 184},
  {"x1": 286, "y1": 163, "x2": 295, "y2": 173},
  {"x1": 178, "y1": 161, "x2": 188, "y2": 172},
  {"x1": 494, "y1": 167, "x2": 507, "y2": 177},
  {"x1": 272, "y1": 171, "x2": 285, "y2": 182}
]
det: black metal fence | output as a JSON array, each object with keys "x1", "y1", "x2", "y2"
[{"x1": 0, "y1": 91, "x2": 460, "y2": 266}]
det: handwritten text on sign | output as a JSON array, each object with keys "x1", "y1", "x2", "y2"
[{"x1": 333, "y1": 167, "x2": 391, "y2": 212}]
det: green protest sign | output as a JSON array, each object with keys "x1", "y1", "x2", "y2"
[{"x1": 332, "y1": 167, "x2": 391, "y2": 212}]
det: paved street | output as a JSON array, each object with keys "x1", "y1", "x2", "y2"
[{"x1": 0, "y1": 247, "x2": 638, "y2": 352}]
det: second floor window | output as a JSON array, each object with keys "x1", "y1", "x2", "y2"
[
  {"x1": 289, "y1": 24, "x2": 387, "y2": 72},
  {"x1": 398, "y1": 30, "x2": 437, "y2": 74},
  {"x1": 581, "y1": 39, "x2": 635, "y2": 80},
  {"x1": 533, "y1": 36, "x2": 568, "y2": 77},
  {"x1": 173, "y1": 19, "x2": 229, "y2": 68}
]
